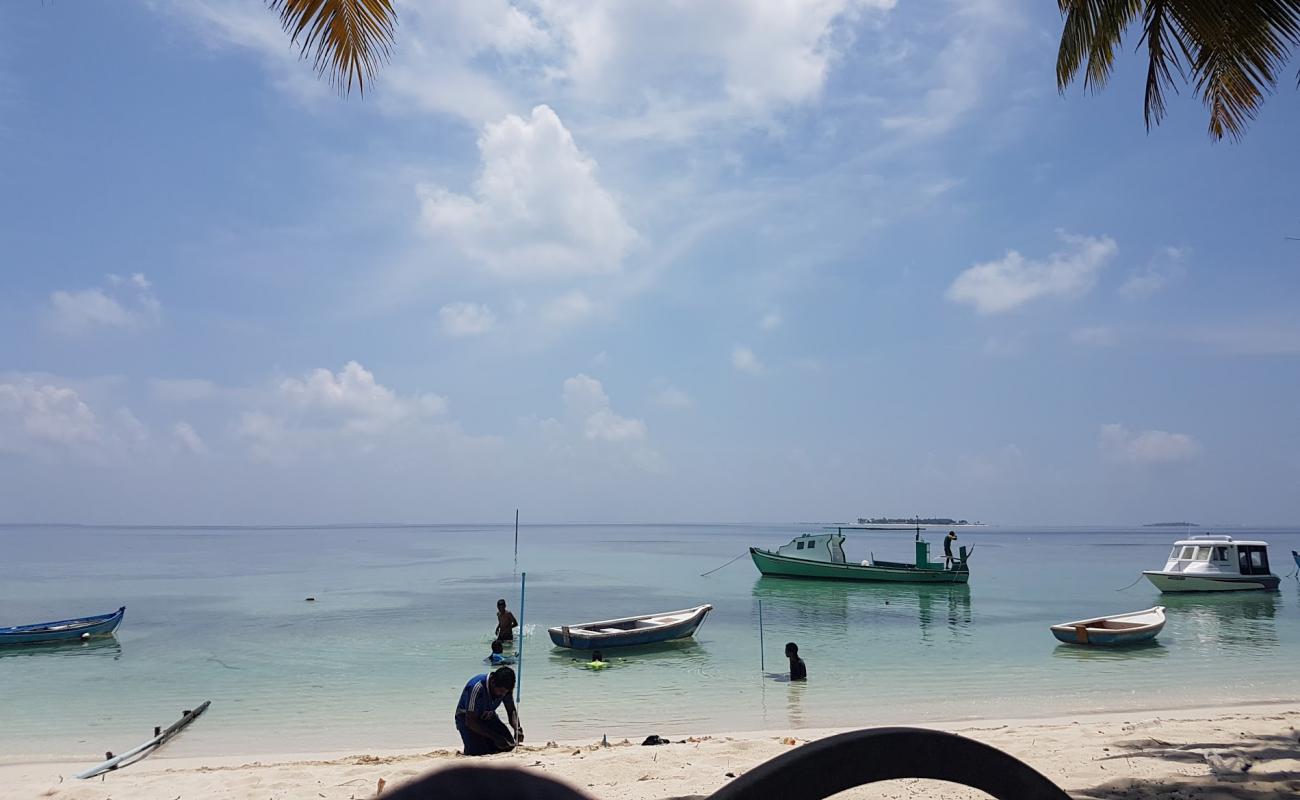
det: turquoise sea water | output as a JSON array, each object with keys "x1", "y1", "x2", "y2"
[{"x1": 2, "y1": 524, "x2": 1299, "y2": 761}]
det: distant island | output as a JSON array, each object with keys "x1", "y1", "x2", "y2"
[
  {"x1": 858, "y1": 517, "x2": 972, "y2": 526},
  {"x1": 1143, "y1": 522, "x2": 1199, "y2": 528}
]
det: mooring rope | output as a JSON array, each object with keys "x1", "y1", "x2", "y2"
[
  {"x1": 701, "y1": 551, "x2": 749, "y2": 577},
  {"x1": 1114, "y1": 574, "x2": 1145, "y2": 592}
]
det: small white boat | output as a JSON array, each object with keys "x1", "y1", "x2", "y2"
[
  {"x1": 1050, "y1": 606, "x2": 1166, "y2": 646},
  {"x1": 1142, "y1": 535, "x2": 1280, "y2": 593},
  {"x1": 548, "y1": 605, "x2": 712, "y2": 650}
]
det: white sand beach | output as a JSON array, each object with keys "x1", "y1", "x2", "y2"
[{"x1": 5, "y1": 704, "x2": 1298, "y2": 800}]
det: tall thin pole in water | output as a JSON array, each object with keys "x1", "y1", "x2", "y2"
[
  {"x1": 516, "y1": 571, "x2": 526, "y2": 703},
  {"x1": 758, "y1": 599, "x2": 765, "y2": 672},
  {"x1": 514, "y1": 509, "x2": 519, "y2": 565}
]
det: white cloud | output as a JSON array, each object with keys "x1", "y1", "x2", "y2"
[
  {"x1": 947, "y1": 231, "x2": 1117, "y2": 314},
  {"x1": 653, "y1": 384, "x2": 692, "y2": 408},
  {"x1": 539, "y1": 290, "x2": 599, "y2": 328},
  {"x1": 562, "y1": 374, "x2": 647, "y2": 443},
  {"x1": 172, "y1": 421, "x2": 208, "y2": 455},
  {"x1": 439, "y1": 302, "x2": 497, "y2": 337},
  {"x1": 238, "y1": 362, "x2": 448, "y2": 461},
  {"x1": 418, "y1": 105, "x2": 637, "y2": 280},
  {"x1": 0, "y1": 380, "x2": 101, "y2": 457},
  {"x1": 0, "y1": 377, "x2": 151, "y2": 462},
  {"x1": 1071, "y1": 326, "x2": 1119, "y2": 347},
  {"x1": 1099, "y1": 424, "x2": 1201, "y2": 465},
  {"x1": 1119, "y1": 246, "x2": 1188, "y2": 301},
  {"x1": 47, "y1": 273, "x2": 160, "y2": 336},
  {"x1": 540, "y1": 0, "x2": 893, "y2": 137},
  {"x1": 732, "y1": 345, "x2": 765, "y2": 375},
  {"x1": 759, "y1": 311, "x2": 783, "y2": 331}
]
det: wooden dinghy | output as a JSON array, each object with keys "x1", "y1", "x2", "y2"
[
  {"x1": 1050, "y1": 606, "x2": 1165, "y2": 646},
  {"x1": 76, "y1": 701, "x2": 211, "y2": 779},
  {"x1": 0, "y1": 606, "x2": 125, "y2": 646},
  {"x1": 548, "y1": 604, "x2": 712, "y2": 650}
]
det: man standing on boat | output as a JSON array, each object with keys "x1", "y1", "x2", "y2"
[
  {"x1": 495, "y1": 598, "x2": 518, "y2": 643},
  {"x1": 943, "y1": 531, "x2": 958, "y2": 569},
  {"x1": 455, "y1": 667, "x2": 524, "y2": 756}
]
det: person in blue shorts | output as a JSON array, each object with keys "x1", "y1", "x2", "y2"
[
  {"x1": 485, "y1": 639, "x2": 515, "y2": 666},
  {"x1": 454, "y1": 667, "x2": 523, "y2": 756}
]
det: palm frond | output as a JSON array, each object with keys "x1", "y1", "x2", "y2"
[
  {"x1": 1056, "y1": 0, "x2": 1144, "y2": 92},
  {"x1": 268, "y1": 0, "x2": 397, "y2": 95},
  {"x1": 1173, "y1": 0, "x2": 1300, "y2": 140}
]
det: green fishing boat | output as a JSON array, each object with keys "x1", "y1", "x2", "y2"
[{"x1": 749, "y1": 527, "x2": 971, "y2": 584}]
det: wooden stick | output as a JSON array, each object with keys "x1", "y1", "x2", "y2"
[{"x1": 76, "y1": 701, "x2": 211, "y2": 779}]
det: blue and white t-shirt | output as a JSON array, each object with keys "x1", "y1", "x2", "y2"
[{"x1": 455, "y1": 673, "x2": 503, "y2": 722}]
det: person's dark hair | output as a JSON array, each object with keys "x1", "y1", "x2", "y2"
[
  {"x1": 491, "y1": 640, "x2": 503, "y2": 654},
  {"x1": 592, "y1": 650, "x2": 604, "y2": 661},
  {"x1": 492, "y1": 666, "x2": 516, "y2": 690},
  {"x1": 497, "y1": 598, "x2": 507, "y2": 606},
  {"x1": 785, "y1": 642, "x2": 798, "y2": 654}
]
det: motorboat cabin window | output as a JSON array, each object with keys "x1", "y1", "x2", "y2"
[
  {"x1": 796, "y1": 541, "x2": 805, "y2": 550},
  {"x1": 1237, "y1": 545, "x2": 1270, "y2": 575},
  {"x1": 1179, "y1": 546, "x2": 1195, "y2": 560},
  {"x1": 1212, "y1": 546, "x2": 1229, "y2": 561},
  {"x1": 1194, "y1": 546, "x2": 1211, "y2": 560}
]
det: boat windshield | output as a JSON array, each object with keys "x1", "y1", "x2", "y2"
[{"x1": 1193, "y1": 546, "x2": 1211, "y2": 560}]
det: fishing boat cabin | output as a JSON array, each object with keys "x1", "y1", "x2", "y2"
[{"x1": 1142, "y1": 535, "x2": 1280, "y2": 592}]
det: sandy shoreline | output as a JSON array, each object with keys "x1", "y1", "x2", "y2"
[{"x1": 5, "y1": 703, "x2": 1298, "y2": 799}]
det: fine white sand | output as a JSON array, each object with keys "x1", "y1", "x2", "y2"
[{"x1": 4, "y1": 704, "x2": 1298, "y2": 800}]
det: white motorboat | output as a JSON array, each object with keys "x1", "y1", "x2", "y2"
[{"x1": 1142, "y1": 535, "x2": 1280, "y2": 593}]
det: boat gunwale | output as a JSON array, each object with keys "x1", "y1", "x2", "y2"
[
  {"x1": 1049, "y1": 606, "x2": 1165, "y2": 634},
  {"x1": 546, "y1": 604, "x2": 712, "y2": 637},
  {"x1": 0, "y1": 606, "x2": 125, "y2": 637}
]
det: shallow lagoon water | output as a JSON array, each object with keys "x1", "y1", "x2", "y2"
[{"x1": 1, "y1": 523, "x2": 1298, "y2": 759}]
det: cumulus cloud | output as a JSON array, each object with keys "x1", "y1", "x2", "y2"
[
  {"x1": 539, "y1": 290, "x2": 599, "y2": 328},
  {"x1": 47, "y1": 273, "x2": 161, "y2": 336},
  {"x1": 947, "y1": 232, "x2": 1117, "y2": 314},
  {"x1": 759, "y1": 311, "x2": 783, "y2": 331},
  {"x1": 653, "y1": 383, "x2": 692, "y2": 408},
  {"x1": 1099, "y1": 423, "x2": 1201, "y2": 465},
  {"x1": 171, "y1": 421, "x2": 208, "y2": 455},
  {"x1": 439, "y1": 302, "x2": 497, "y2": 337},
  {"x1": 418, "y1": 105, "x2": 637, "y2": 280},
  {"x1": 238, "y1": 361, "x2": 448, "y2": 461},
  {"x1": 0, "y1": 377, "x2": 151, "y2": 462},
  {"x1": 732, "y1": 345, "x2": 765, "y2": 375},
  {"x1": 1119, "y1": 246, "x2": 1188, "y2": 301},
  {"x1": 562, "y1": 374, "x2": 647, "y2": 442}
]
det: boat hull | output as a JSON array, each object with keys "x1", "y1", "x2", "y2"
[
  {"x1": 1050, "y1": 606, "x2": 1165, "y2": 646},
  {"x1": 749, "y1": 548, "x2": 969, "y2": 584},
  {"x1": 0, "y1": 607, "x2": 125, "y2": 645},
  {"x1": 1143, "y1": 571, "x2": 1279, "y2": 593},
  {"x1": 548, "y1": 605, "x2": 711, "y2": 650}
]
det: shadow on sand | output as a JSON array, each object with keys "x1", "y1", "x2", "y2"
[{"x1": 1073, "y1": 726, "x2": 1300, "y2": 799}]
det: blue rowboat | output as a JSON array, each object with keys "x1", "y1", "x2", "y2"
[
  {"x1": 0, "y1": 606, "x2": 125, "y2": 645},
  {"x1": 549, "y1": 604, "x2": 712, "y2": 650},
  {"x1": 1050, "y1": 606, "x2": 1165, "y2": 646}
]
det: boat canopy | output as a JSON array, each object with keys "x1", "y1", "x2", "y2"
[
  {"x1": 1170, "y1": 535, "x2": 1268, "y2": 547},
  {"x1": 776, "y1": 533, "x2": 847, "y2": 564}
]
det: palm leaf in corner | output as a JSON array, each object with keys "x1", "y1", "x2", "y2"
[
  {"x1": 269, "y1": 0, "x2": 397, "y2": 95},
  {"x1": 1056, "y1": 0, "x2": 1300, "y2": 140}
]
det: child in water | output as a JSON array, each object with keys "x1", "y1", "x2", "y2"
[
  {"x1": 485, "y1": 639, "x2": 515, "y2": 666},
  {"x1": 578, "y1": 649, "x2": 610, "y2": 670}
]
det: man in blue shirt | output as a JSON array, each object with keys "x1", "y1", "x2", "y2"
[{"x1": 454, "y1": 666, "x2": 523, "y2": 756}]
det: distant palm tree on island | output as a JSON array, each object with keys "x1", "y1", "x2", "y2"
[
  {"x1": 269, "y1": 0, "x2": 398, "y2": 95},
  {"x1": 1056, "y1": 1, "x2": 1300, "y2": 140}
]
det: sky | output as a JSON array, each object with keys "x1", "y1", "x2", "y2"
[{"x1": 1, "y1": 1, "x2": 1298, "y2": 526}]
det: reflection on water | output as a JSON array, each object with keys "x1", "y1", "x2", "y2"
[
  {"x1": 0, "y1": 636, "x2": 122, "y2": 660},
  {"x1": 1051, "y1": 640, "x2": 1168, "y2": 662},
  {"x1": 750, "y1": 578, "x2": 972, "y2": 638},
  {"x1": 1161, "y1": 592, "x2": 1280, "y2": 651},
  {"x1": 542, "y1": 638, "x2": 708, "y2": 670}
]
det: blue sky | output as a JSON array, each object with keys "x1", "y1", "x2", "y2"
[{"x1": 1, "y1": 1, "x2": 1297, "y2": 525}]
